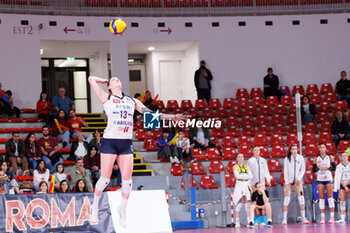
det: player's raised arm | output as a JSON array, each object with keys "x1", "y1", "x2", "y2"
[{"x1": 88, "y1": 76, "x2": 109, "y2": 104}]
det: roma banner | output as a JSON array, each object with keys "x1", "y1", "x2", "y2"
[{"x1": 0, "y1": 192, "x2": 115, "y2": 233}]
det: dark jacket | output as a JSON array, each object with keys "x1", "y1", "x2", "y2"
[
  {"x1": 68, "y1": 141, "x2": 89, "y2": 161},
  {"x1": 89, "y1": 138, "x2": 101, "y2": 151},
  {"x1": 263, "y1": 74, "x2": 279, "y2": 93},
  {"x1": 301, "y1": 104, "x2": 317, "y2": 118},
  {"x1": 194, "y1": 67, "x2": 213, "y2": 90},
  {"x1": 25, "y1": 142, "x2": 42, "y2": 159},
  {"x1": 83, "y1": 153, "x2": 101, "y2": 170},
  {"x1": 5, "y1": 139, "x2": 25, "y2": 159},
  {"x1": 336, "y1": 79, "x2": 350, "y2": 96},
  {"x1": 331, "y1": 119, "x2": 350, "y2": 135},
  {"x1": 188, "y1": 127, "x2": 211, "y2": 142}
]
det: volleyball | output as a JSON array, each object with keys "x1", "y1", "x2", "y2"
[{"x1": 109, "y1": 18, "x2": 127, "y2": 35}]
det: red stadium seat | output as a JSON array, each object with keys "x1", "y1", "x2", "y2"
[
  {"x1": 254, "y1": 133, "x2": 269, "y2": 146},
  {"x1": 173, "y1": 108, "x2": 184, "y2": 115},
  {"x1": 292, "y1": 85, "x2": 305, "y2": 96},
  {"x1": 280, "y1": 173, "x2": 285, "y2": 186},
  {"x1": 216, "y1": 107, "x2": 228, "y2": 118},
  {"x1": 209, "y1": 160, "x2": 226, "y2": 174},
  {"x1": 137, "y1": 0, "x2": 149, "y2": 6},
  {"x1": 250, "y1": 88, "x2": 263, "y2": 98},
  {"x1": 227, "y1": 161, "x2": 237, "y2": 173},
  {"x1": 209, "y1": 98, "x2": 222, "y2": 109},
  {"x1": 225, "y1": 173, "x2": 236, "y2": 187},
  {"x1": 144, "y1": 138, "x2": 158, "y2": 151},
  {"x1": 271, "y1": 114, "x2": 284, "y2": 125},
  {"x1": 24, "y1": 118, "x2": 39, "y2": 122},
  {"x1": 192, "y1": 148, "x2": 207, "y2": 161},
  {"x1": 222, "y1": 136, "x2": 237, "y2": 148},
  {"x1": 164, "y1": 0, "x2": 176, "y2": 6},
  {"x1": 287, "y1": 133, "x2": 299, "y2": 146},
  {"x1": 137, "y1": 118, "x2": 143, "y2": 129},
  {"x1": 334, "y1": 155, "x2": 341, "y2": 165},
  {"x1": 267, "y1": 172, "x2": 278, "y2": 187},
  {"x1": 280, "y1": 86, "x2": 291, "y2": 95},
  {"x1": 310, "y1": 93, "x2": 322, "y2": 105},
  {"x1": 306, "y1": 84, "x2": 319, "y2": 95},
  {"x1": 226, "y1": 124, "x2": 241, "y2": 137},
  {"x1": 178, "y1": 0, "x2": 189, "y2": 6},
  {"x1": 305, "y1": 143, "x2": 319, "y2": 157},
  {"x1": 320, "y1": 121, "x2": 332, "y2": 132},
  {"x1": 302, "y1": 132, "x2": 317, "y2": 145},
  {"x1": 181, "y1": 176, "x2": 199, "y2": 190},
  {"x1": 190, "y1": 161, "x2": 207, "y2": 175},
  {"x1": 200, "y1": 175, "x2": 219, "y2": 189},
  {"x1": 252, "y1": 96, "x2": 264, "y2": 107},
  {"x1": 281, "y1": 94, "x2": 293, "y2": 106},
  {"x1": 237, "y1": 97, "x2": 250, "y2": 108},
  {"x1": 207, "y1": 148, "x2": 222, "y2": 160},
  {"x1": 306, "y1": 157, "x2": 315, "y2": 170},
  {"x1": 270, "y1": 133, "x2": 284, "y2": 146},
  {"x1": 230, "y1": 106, "x2": 244, "y2": 117},
  {"x1": 202, "y1": 107, "x2": 215, "y2": 118},
  {"x1": 317, "y1": 111, "x2": 330, "y2": 123},
  {"x1": 274, "y1": 104, "x2": 287, "y2": 115},
  {"x1": 289, "y1": 104, "x2": 297, "y2": 114},
  {"x1": 150, "y1": 0, "x2": 162, "y2": 7},
  {"x1": 189, "y1": 0, "x2": 208, "y2": 7},
  {"x1": 319, "y1": 101, "x2": 333, "y2": 112},
  {"x1": 226, "y1": 116, "x2": 240, "y2": 127},
  {"x1": 236, "y1": 88, "x2": 249, "y2": 99},
  {"x1": 0, "y1": 118, "x2": 8, "y2": 122},
  {"x1": 286, "y1": 112, "x2": 296, "y2": 124},
  {"x1": 170, "y1": 163, "x2": 185, "y2": 175},
  {"x1": 212, "y1": 127, "x2": 226, "y2": 138},
  {"x1": 338, "y1": 140, "x2": 350, "y2": 153},
  {"x1": 11, "y1": 118, "x2": 23, "y2": 122},
  {"x1": 150, "y1": 129, "x2": 162, "y2": 139},
  {"x1": 21, "y1": 108, "x2": 35, "y2": 113},
  {"x1": 266, "y1": 96, "x2": 279, "y2": 107},
  {"x1": 135, "y1": 129, "x2": 150, "y2": 140},
  {"x1": 318, "y1": 132, "x2": 332, "y2": 144},
  {"x1": 238, "y1": 135, "x2": 252, "y2": 146},
  {"x1": 320, "y1": 83, "x2": 334, "y2": 94},
  {"x1": 195, "y1": 99, "x2": 208, "y2": 109},
  {"x1": 335, "y1": 100, "x2": 348, "y2": 112},
  {"x1": 181, "y1": 100, "x2": 193, "y2": 110},
  {"x1": 63, "y1": 160, "x2": 75, "y2": 165},
  {"x1": 210, "y1": 136, "x2": 221, "y2": 149},
  {"x1": 238, "y1": 144, "x2": 253, "y2": 158},
  {"x1": 157, "y1": 100, "x2": 166, "y2": 109},
  {"x1": 241, "y1": 115, "x2": 255, "y2": 126},
  {"x1": 60, "y1": 148, "x2": 70, "y2": 154},
  {"x1": 0, "y1": 149, "x2": 5, "y2": 154},
  {"x1": 268, "y1": 159, "x2": 282, "y2": 172},
  {"x1": 223, "y1": 98, "x2": 236, "y2": 109},
  {"x1": 187, "y1": 108, "x2": 200, "y2": 118},
  {"x1": 325, "y1": 142, "x2": 337, "y2": 155},
  {"x1": 222, "y1": 147, "x2": 237, "y2": 160},
  {"x1": 273, "y1": 123, "x2": 288, "y2": 135},
  {"x1": 304, "y1": 170, "x2": 316, "y2": 184},
  {"x1": 245, "y1": 105, "x2": 258, "y2": 116},
  {"x1": 271, "y1": 145, "x2": 286, "y2": 158},
  {"x1": 21, "y1": 128, "x2": 35, "y2": 133},
  {"x1": 242, "y1": 124, "x2": 256, "y2": 136},
  {"x1": 257, "y1": 124, "x2": 271, "y2": 135},
  {"x1": 6, "y1": 128, "x2": 20, "y2": 133},
  {"x1": 304, "y1": 121, "x2": 319, "y2": 133},
  {"x1": 258, "y1": 145, "x2": 270, "y2": 158},
  {"x1": 256, "y1": 115, "x2": 269, "y2": 126}
]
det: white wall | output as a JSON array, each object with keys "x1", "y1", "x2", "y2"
[
  {"x1": 1, "y1": 13, "x2": 350, "y2": 110},
  {"x1": 180, "y1": 42, "x2": 198, "y2": 102}
]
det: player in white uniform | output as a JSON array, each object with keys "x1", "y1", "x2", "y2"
[
  {"x1": 88, "y1": 76, "x2": 181, "y2": 227},
  {"x1": 282, "y1": 145, "x2": 309, "y2": 225},
  {"x1": 232, "y1": 153, "x2": 253, "y2": 227},
  {"x1": 334, "y1": 152, "x2": 350, "y2": 223},
  {"x1": 247, "y1": 146, "x2": 271, "y2": 190},
  {"x1": 312, "y1": 143, "x2": 336, "y2": 224}
]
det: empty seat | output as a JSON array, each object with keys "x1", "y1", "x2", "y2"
[
  {"x1": 187, "y1": 108, "x2": 200, "y2": 118},
  {"x1": 195, "y1": 99, "x2": 208, "y2": 109},
  {"x1": 271, "y1": 114, "x2": 284, "y2": 125},
  {"x1": 171, "y1": 163, "x2": 184, "y2": 176},
  {"x1": 237, "y1": 97, "x2": 250, "y2": 108},
  {"x1": 320, "y1": 83, "x2": 334, "y2": 94},
  {"x1": 292, "y1": 85, "x2": 305, "y2": 96},
  {"x1": 209, "y1": 160, "x2": 226, "y2": 174},
  {"x1": 200, "y1": 175, "x2": 219, "y2": 189},
  {"x1": 266, "y1": 96, "x2": 279, "y2": 107},
  {"x1": 306, "y1": 157, "x2": 315, "y2": 170},
  {"x1": 181, "y1": 176, "x2": 199, "y2": 190},
  {"x1": 209, "y1": 98, "x2": 222, "y2": 109},
  {"x1": 310, "y1": 93, "x2": 322, "y2": 105},
  {"x1": 216, "y1": 107, "x2": 228, "y2": 118},
  {"x1": 157, "y1": 100, "x2": 166, "y2": 109},
  {"x1": 227, "y1": 160, "x2": 237, "y2": 173},
  {"x1": 241, "y1": 115, "x2": 255, "y2": 126},
  {"x1": 304, "y1": 122, "x2": 319, "y2": 133},
  {"x1": 273, "y1": 123, "x2": 288, "y2": 135},
  {"x1": 318, "y1": 132, "x2": 333, "y2": 144},
  {"x1": 202, "y1": 107, "x2": 215, "y2": 118},
  {"x1": 335, "y1": 100, "x2": 348, "y2": 112},
  {"x1": 135, "y1": 129, "x2": 150, "y2": 140},
  {"x1": 236, "y1": 88, "x2": 249, "y2": 99},
  {"x1": 286, "y1": 112, "x2": 296, "y2": 124},
  {"x1": 242, "y1": 124, "x2": 256, "y2": 136},
  {"x1": 225, "y1": 173, "x2": 236, "y2": 187},
  {"x1": 274, "y1": 104, "x2": 287, "y2": 115},
  {"x1": 226, "y1": 116, "x2": 240, "y2": 127},
  {"x1": 304, "y1": 170, "x2": 316, "y2": 184},
  {"x1": 306, "y1": 84, "x2": 319, "y2": 95},
  {"x1": 319, "y1": 101, "x2": 333, "y2": 112},
  {"x1": 325, "y1": 142, "x2": 337, "y2": 155},
  {"x1": 222, "y1": 136, "x2": 237, "y2": 148},
  {"x1": 254, "y1": 133, "x2": 269, "y2": 146},
  {"x1": 270, "y1": 133, "x2": 284, "y2": 146},
  {"x1": 24, "y1": 118, "x2": 39, "y2": 122},
  {"x1": 212, "y1": 127, "x2": 226, "y2": 138},
  {"x1": 226, "y1": 124, "x2": 241, "y2": 137},
  {"x1": 21, "y1": 108, "x2": 35, "y2": 113},
  {"x1": 338, "y1": 140, "x2": 350, "y2": 153},
  {"x1": 256, "y1": 115, "x2": 269, "y2": 126},
  {"x1": 268, "y1": 159, "x2": 283, "y2": 172},
  {"x1": 281, "y1": 94, "x2": 293, "y2": 106},
  {"x1": 257, "y1": 124, "x2": 271, "y2": 135},
  {"x1": 317, "y1": 112, "x2": 330, "y2": 123},
  {"x1": 250, "y1": 88, "x2": 263, "y2": 98},
  {"x1": 280, "y1": 86, "x2": 291, "y2": 95},
  {"x1": 302, "y1": 132, "x2": 317, "y2": 145},
  {"x1": 173, "y1": 108, "x2": 184, "y2": 115},
  {"x1": 222, "y1": 147, "x2": 237, "y2": 160},
  {"x1": 210, "y1": 136, "x2": 221, "y2": 149},
  {"x1": 207, "y1": 147, "x2": 222, "y2": 160},
  {"x1": 252, "y1": 96, "x2": 264, "y2": 107},
  {"x1": 320, "y1": 121, "x2": 332, "y2": 132},
  {"x1": 144, "y1": 138, "x2": 158, "y2": 151},
  {"x1": 305, "y1": 143, "x2": 319, "y2": 157},
  {"x1": 238, "y1": 145, "x2": 253, "y2": 158},
  {"x1": 223, "y1": 98, "x2": 236, "y2": 109},
  {"x1": 192, "y1": 148, "x2": 207, "y2": 161},
  {"x1": 11, "y1": 118, "x2": 23, "y2": 122},
  {"x1": 245, "y1": 105, "x2": 258, "y2": 116},
  {"x1": 167, "y1": 100, "x2": 179, "y2": 110},
  {"x1": 271, "y1": 145, "x2": 287, "y2": 158},
  {"x1": 190, "y1": 161, "x2": 207, "y2": 175},
  {"x1": 258, "y1": 145, "x2": 270, "y2": 158},
  {"x1": 238, "y1": 135, "x2": 252, "y2": 146},
  {"x1": 230, "y1": 106, "x2": 244, "y2": 117},
  {"x1": 323, "y1": 92, "x2": 337, "y2": 103},
  {"x1": 150, "y1": 129, "x2": 162, "y2": 140},
  {"x1": 181, "y1": 100, "x2": 193, "y2": 110}
]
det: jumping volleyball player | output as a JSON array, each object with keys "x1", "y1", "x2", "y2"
[{"x1": 88, "y1": 76, "x2": 182, "y2": 227}]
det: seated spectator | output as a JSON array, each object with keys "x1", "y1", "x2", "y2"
[
  {"x1": 5, "y1": 132, "x2": 29, "y2": 176},
  {"x1": 58, "y1": 180, "x2": 70, "y2": 193},
  {"x1": 157, "y1": 129, "x2": 179, "y2": 163},
  {"x1": 52, "y1": 87, "x2": 75, "y2": 116},
  {"x1": 68, "y1": 132, "x2": 89, "y2": 161},
  {"x1": 38, "y1": 126, "x2": 63, "y2": 173},
  {"x1": 111, "y1": 162, "x2": 122, "y2": 188},
  {"x1": 143, "y1": 91, "x2": 159, "y2": 111},
  {"x1": 2, "y1": 90, "x2": 20, "y2": 118},
  {"x1": 25, "y1": 132, "x2": 42, "y2": 170},
  {"x1": 36, "y1": 91, "x2": 53, "y2": 126},
  {"x1": 336, "y1": 71, "x2": 350, "y2": 107},
  {"x1": 69, "y1": 159, "x2": 93, "y2": 192},
  {"x1": 1, "y1": 161, "x2": 20, "y2": 194},
  {"x1": 188, "y1": 116, "x2": 216, "y2": 150},
  {"x1": 301, "y1": 95, "x2": 317, "y2": 123},
  {"x1": 176, "y1": 129, "x2": 194, "y2": 163},
  {"x1": 263, "y1": 67, "x2": 283, "y2": 102},
  {"x1": 37, "y1": 181, "x2": 48, "y2": 194},
  {"x1": 0, "y1": 170, "x2": 12, "y2": 194},
  {"x1": 0, "y1": 82, "x2": 6, "y2": 115},
  {"x1": 331, "y1": 111, "x2": 350, "y2": 146},
  {"x1": 33, "y1": 160, "x2": 49, "y2": 191},
  {"x1": 74, "y1": 179, "x2": 89, "y2": 193},
  {"x1": 68, "y1": 109, "x2": 92, "y2": 143},
  {"x1": 83, "y1": 146, "x2": 101, "y2": 183},
  {"x1": 51, "y1": 110, "x2": 71, "y2": 148},
  {"x1": 89, "y1": 130, "x2": 102, "y2": 150},
  {"x1": 248, "y1": 182, "x2": 272, "y2": 228},
  {"x1": 53, "y1": 163, "x2": 67, "y2": 190}
]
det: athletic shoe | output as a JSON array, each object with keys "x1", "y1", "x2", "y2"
[
  {"x1": 119, "y1": 206, "x2": 127, "y2": 228},
  {"x1": 329, "y1": 217, "x2": 335, "y2": 224},
  {"x1": 319, "y1": 217, "x2": 326, "y2": 224},
  {"x1": 336, "y1": 218, "x2": 346, "y2": 224},
  {"x1": 89, "y1": 206, "x2": 99, "y2": 224},
  {"x1": 282, "y1": 219, "x2": 287, "y2": 225},
  {"x1": 268, "y1": 221, "x2": 273, "y2": 228},
  {"x1": 235, "y1": 222, "x2": 241, "y2": 228},
  {"x1": 248, "y1": 222, "x2": 254, "y2": 228},
  {"x1": 303, "y1": 218, "x2": 310, "y2": 224}
]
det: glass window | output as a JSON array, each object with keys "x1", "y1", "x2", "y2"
[
  {"x1": 54, "y1": 59, "x2": 87, "y2": 67},
  {"x1": 41, "y1": 59, "x2": 49, "y2": 67}
]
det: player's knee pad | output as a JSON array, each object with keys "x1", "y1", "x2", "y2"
[
  {"x1": 121, "y1": 179, "x2": 132, "y2": 195},
  {"x1": 298, "y1": 196, "x2": 305, "y2": 206},
  {"x1": 284, "y1": 196, "x2": 290, "y2": 206},
  {"x1": 328, "y1": 198, "x2": 335, "y2": 208},
  {"x1": 245, "y1": 203, "x2": 251, "y2": 212},
  {"x1": 319, "y1": 199, "x2": 325, "y2": 210},
  {"x1": 235, "y1": 203, "x2": 243, "y2": 212},
  {"x1": 340, "y1": 201, "x2": 346, "y2": 211},
  {"x1": 96, "y1": 176, "x2": 110, "y2": 191}
]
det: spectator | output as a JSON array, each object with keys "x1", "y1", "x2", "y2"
[
  {"x1": 0, "y1": 170, "x2": 12, "y2": 194},
  {"x1": 176, "y1": 129, "x2": 195, "y2": 163},
  {"x1": 1, "y1": 161, "x2": 20, "y2": 194},
  {"x1": 331, "y1": 111, "x2": 350, "y2": 146},
  {"x1": 53, "y1": 164, "x2": 67, "y2": 190},
  {"x1": 111, "y1": 161, "x2": 122, "y2": 187},
  {"x1": 58, "y1": 180, "x2": 70, "y2": 193},
  {"x1": 188, "y1": 116, "x2": 216, "y2": 150},
  {"x1": 68, "y1": 109, "x2": 92, "y2": 143},
  {"x1": 0, "y1": 82, "x2": 7, "y2": 115},
  {"x1": 24, "y1": 132, "x2": 42, "y2": 170},
  {"x1": 52, "y1": 87, "x2": 75, "y2": 116},
  {"x1": 37, "y1": 181, "x2": 48, "y2": 193},
  {"x1": 247, "y1": 182, "x2": 273, "y2": 228},
  {"x1": 36, "y1": 91, "x2": 53, "y2": 126},
  {"x1": 33, "y1": 160, "x2": 49, "y2": 191},
  {"x1": 69, "y1": 159, "x2": 93, "y2": 192},
  {"x1": 89, "y1": 130, "x2": 102, "y2": 150},
  {"x1": 247, "y1": 146, "x2": 271, "y2": 188},
  {"x1": 194, "y1": 60, "x2": 213, "y2": 104},
  {"x1": 336, "y1": 71, "x2": 350, "y2": 107},
  {"x1": 5, "y1": 132, "x2": 29, "y2": 176},
  {"x1": 157, "y1": 129, "x2": 179, "y2": 163},
  {"x1": 143, "y1": 91, "x2": 159, "y2": 112},
  {"x1": 38, "y1": 126, "x2": 63, "y2": 173},
  {"x1": 2, "y1": 90, "x2": 20, "y2": 118},
  {"x1": 74, "y1": 179, "x2": 89, "y2": 193},
  {"x1": 263, "y1": 67, "x2": 282, "y2": 102},
  {"x1": 51, "y1": 110, "x2": 71, "y2": 148},
  {"x1": 83, "y1": 146, "x2": 101, "y2": 183},
  {"x1": 133, "y1": 93, "x2": 142, "y2": 124},
  {"x1": 68, "y1": 132, "x2": 89, "y2": 161},
  {"x1": 301, "y1": 95, "x2": 317, "y2": 123}
]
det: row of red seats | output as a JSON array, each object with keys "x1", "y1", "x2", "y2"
[
  {"x1": 0, "y1": 118, "x2": 42, "y2": 123},
  {"x1": 0, "y1": 1, "x2": 42, "y2": 5}
]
